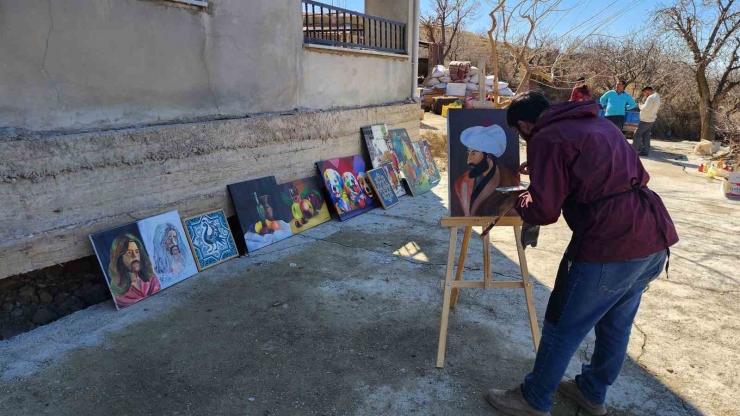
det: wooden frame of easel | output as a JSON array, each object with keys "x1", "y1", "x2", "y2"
[{"x1": 436, "y1": 215, "x2": 541, "y2": 368}]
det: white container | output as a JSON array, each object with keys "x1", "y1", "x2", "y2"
[
  {"x1": 446, "y1": 82, "x2": 467, "y2": 96},
  {"x1": 722, "y1": 172, "x2": 740, "y2": 200}
]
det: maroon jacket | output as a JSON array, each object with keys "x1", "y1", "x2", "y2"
[{"x1": 515, "y1": 101, "x2": 678, "y2": 263}]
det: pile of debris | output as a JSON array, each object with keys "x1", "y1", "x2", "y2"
[{"x1": 420, "y1": 61, "x2": 514, "y2": 107}]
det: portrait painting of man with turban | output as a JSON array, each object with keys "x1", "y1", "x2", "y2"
[{"x1": 448, "y1": 110, "x2": 521, "y2": 217}]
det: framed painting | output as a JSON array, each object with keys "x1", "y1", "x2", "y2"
[
  {"x1": 277, "y1": 177, "x2": 331, "y2": 234},
  {"x1": 182, "y1": 209, "x2": 239, "y2": 271},
  {"x1": 89, "y1": 210, "x2": 198, "y2": 310},
  {"x1": 367, "y1": 167, "x2": 400, "y2": 209},
  {"x1": 316, "y1": 155, "x2": 379, "y2": 221},
  {"x1": 447, "y1": 109, "x2": 520, "y2": 217},
  {"x1": 361, "y1": 124, "x2": 406, "y2": 197},
  {"x1": 228, "y1": 176, "x2": 294, "y2": 253},
  {"x1": 388, "y1": 129, "x2": 433, "y2": 196}
]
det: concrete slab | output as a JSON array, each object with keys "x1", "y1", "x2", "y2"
[{"x1": 1, "y1": 117, "x2": 738, "y2": 415}]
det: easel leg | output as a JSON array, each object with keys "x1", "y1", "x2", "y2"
[
  {"x1": 483, "y1": 232, "x2": 492, "y2": 288},
  {"x1": 437, "y1": 226, "x2": 458, "y2": 368},
  {"x1": 514, "y1": 225, "x2": 541, "y2": 353},
  {"x1": 450, "y1": 226, "x2": 472, "y2": 309}
]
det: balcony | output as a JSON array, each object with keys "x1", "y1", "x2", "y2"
[{"x1": 302, "y1": 0, "x2": 407, "y2": 55}]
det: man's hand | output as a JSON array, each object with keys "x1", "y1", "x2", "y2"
[
  {"x1": 518, "y1": 191, "x2": 533, "y2": 209},
  {"x1": 519, "y1": 162, "x2": 530, "y2": 175}
]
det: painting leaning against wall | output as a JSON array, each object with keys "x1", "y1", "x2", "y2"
[
  {"x1": 388, "y1": 128, "x2": 433, "y2": 196},
  {"x1": 361, "y1": 124, "x2": 406, "y2": 197},
  {"x1": 317, "y1": 154, "x2": 379, "y2": 221},
  {"x1": 277, "y1": 177, "x2": 331, "y2": 234},
  {"x1": 182, "y1": 209, "x2": 239, "y2": 271},
  {"x1": 228, "y1": 176, "x2": 294, "y2": 253},
  {"x1": 138, "y1": 210, "x2": 199, "y2": 289}
]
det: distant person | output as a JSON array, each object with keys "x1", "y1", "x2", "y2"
[
  {"x1": 633, "y1": 86, "x2": 661, "y2": 156},
  {"x1": 569, "y1": 76, "x2": 592, "y2": 102},
  {"x1": 599, "y1": 79, "x2": 637, "y2": 131}
]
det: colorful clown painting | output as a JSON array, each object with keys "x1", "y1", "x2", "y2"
[
  {"x1": 447, "y1": 109, "x2": 520, "y2": 217},
  {"x1": 316, "y1": 155, "x2": 379, "y2": 221}
]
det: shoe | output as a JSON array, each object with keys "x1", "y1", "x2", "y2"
[
  {"x1": 485, "y1": 386, "x2": 550, "y2": 416},
  {"x1": 557, "y1": 380, "x2": 606, "y2": 415}
]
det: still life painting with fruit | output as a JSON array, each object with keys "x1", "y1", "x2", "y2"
[
  {"x1": 278, "y1": 177, "x2": 331, "y2": 234},
  {"x1": 228, "y1": 176, "x2": 294, "y2": 253}
]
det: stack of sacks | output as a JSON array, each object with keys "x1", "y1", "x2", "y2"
[
  {"x1": 421, "y1": 63, "x2": 515, "y2": 99},
  {"x1": 421, "y1": 65, "x2": 451, "y2": 98}
]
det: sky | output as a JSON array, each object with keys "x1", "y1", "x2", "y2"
[{"x1": 337, "y1": 0, "x2": 660, "y2": 38}]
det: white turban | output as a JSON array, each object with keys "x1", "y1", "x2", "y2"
[{"x1": 460, "y1": 125, "x2": 507, "y2": 157}]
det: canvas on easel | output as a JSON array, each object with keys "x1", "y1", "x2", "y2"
[
  {"x1": 447, "y1": 109, "x2": 520, "y2": 217},
  {"x1": 435, "y1": 109, "x2": 539, "y2": 368}
]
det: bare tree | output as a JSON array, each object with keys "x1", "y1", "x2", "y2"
[
  {"x1": 485, "y1": 0, "x2": 643, "y2": 100},
  {"x1": 657, "y1": 0, "x2": 740, "y2": 143},
  {"x1": 421, "y1": 0, "x2": 481, "y2": 64},
  {"x1": 580, "y1": 36, "x2": 662, "y2": 96}
]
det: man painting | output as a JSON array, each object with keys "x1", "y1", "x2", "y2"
[
  {"x1": 599, "y1": 79, "x2": 637, "y2": 131},
  {"x1": 108, "y1": 234, "x2": 161, "y2": 308},
  {"x1": 452, "y1": 125, "x2": 519, "y2": 216},
  {"x1": 485, "y1": 92, "x2": 677, "y2": 416}
]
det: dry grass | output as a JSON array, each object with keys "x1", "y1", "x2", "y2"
[{"x1": 421, "y1": 130, "x2": 449, "y2": 172}]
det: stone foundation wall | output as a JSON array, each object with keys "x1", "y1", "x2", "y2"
[{"x1": 0, "y1": 103, "x2": 420, "y2": 279}]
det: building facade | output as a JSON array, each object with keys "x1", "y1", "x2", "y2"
[{"x1": 0, "y1": 0, "x2": 421, "y2": 279}]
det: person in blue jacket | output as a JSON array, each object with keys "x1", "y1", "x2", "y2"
[{"x1": 599, "y1": 79, "x2": 637, "y2": 131}]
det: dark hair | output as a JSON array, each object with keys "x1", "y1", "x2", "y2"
[
  {"x1": 506, "y1": 92, "x2": 551, "y2": 128},
  {"x1": 108, "y1": 234, "x2": 156, "y2": 296},
  {"x1": 577, "y1": 76, "x2": 586, "y2": 82},
  {"x1": 642, "y1": 86, "x2": 654, "y2": 92},
  {"x1": 618, "y1": 79, "x2": 628, "y2": 86}
]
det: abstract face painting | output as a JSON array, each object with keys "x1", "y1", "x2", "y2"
[{"x1": 317, "y1": 155, "x2": 379, "y2": 221}]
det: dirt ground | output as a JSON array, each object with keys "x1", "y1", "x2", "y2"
[{"x1": 0, "y1": 113, "x2": 737, "y2": 415}]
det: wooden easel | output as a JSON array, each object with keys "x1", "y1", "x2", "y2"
[{"x1": 436, "y1": 215, "x2": 541, "y2": 368}]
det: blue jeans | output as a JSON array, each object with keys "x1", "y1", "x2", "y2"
[{"x1": 521, "y1": 250, "x2": 667, "y2": 412}]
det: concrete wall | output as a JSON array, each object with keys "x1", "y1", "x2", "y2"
[
  {"x1": 0, "y1": 103, "x2": 420, "y2": 279},
  {"x1": 0, "y1": 0, "x2": 301, "y2": 132},
  {"x1": 0, "y1": 0, "x2": 419, "y2": 279},
  {"x1": 299, "y1": 47, "x2": 411, "y2": 109},
  {"x1": 0, "y1": 0, "x2": 413, "y2": 133}
]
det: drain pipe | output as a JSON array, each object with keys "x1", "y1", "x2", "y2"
[{"x1": 411, "y1": 0, "x2": 421, "y2": 101}]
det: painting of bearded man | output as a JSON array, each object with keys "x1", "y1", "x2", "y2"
[
  {"x1": 107, "y1": 234, "x2": 161, "y2": 308},
  {"x1": 448, "y1": 109, "x2": 520, "y2": 217}
]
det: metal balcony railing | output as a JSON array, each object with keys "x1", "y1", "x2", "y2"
[{"x1": 302, "y1": 0, "x2": 407, "y2": 55}]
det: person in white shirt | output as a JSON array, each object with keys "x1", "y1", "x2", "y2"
[{"x1": 633, "y1": 86, "x2": 661, "y2": 156}]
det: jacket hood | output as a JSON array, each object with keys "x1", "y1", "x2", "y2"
[{"x1": 532, "y1": 101, "x2": 599, "y2": 135}]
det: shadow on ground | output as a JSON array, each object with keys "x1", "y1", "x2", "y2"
[{"x1": 0, "y1": 158, "x2": 734, "y2": 415}]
